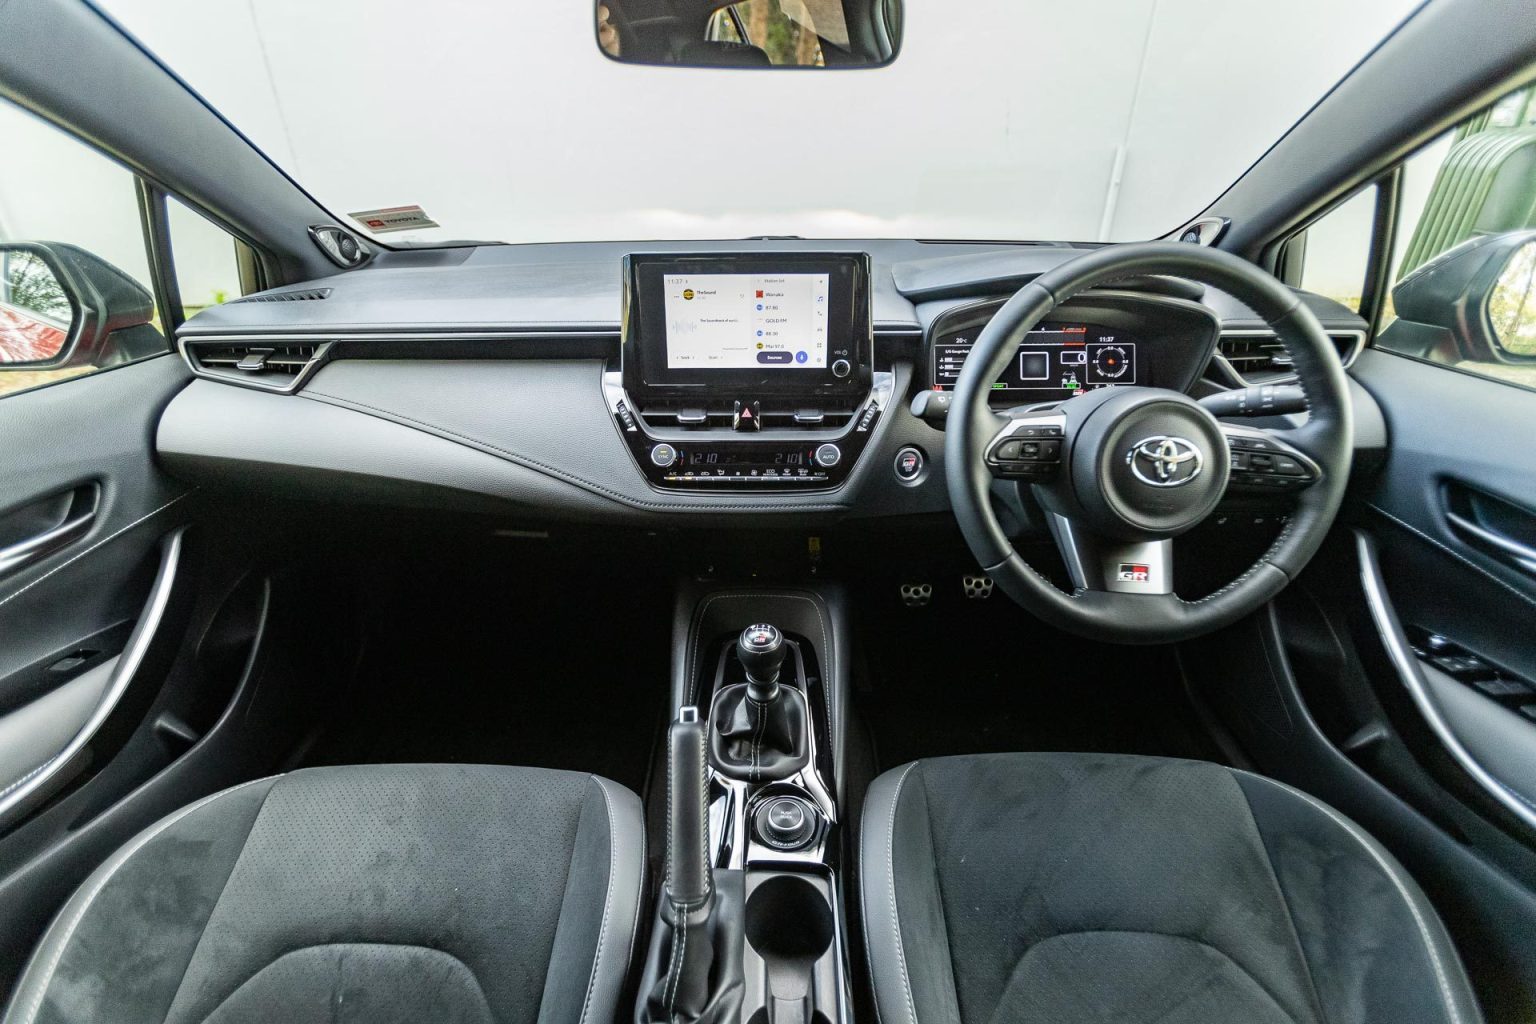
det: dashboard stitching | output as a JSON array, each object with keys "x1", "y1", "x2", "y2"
[{"x1": 298, "y1": 389, "x2": 850, "y2": 514}]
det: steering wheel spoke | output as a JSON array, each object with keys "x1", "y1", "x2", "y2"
[
  {"x1": 984, "y1": 409, "x2": 1067, "y2": 483},
  {"x1": 1219, "y1": 422, "x2": 1323, "y2": 495},
  {"x1": 1047, "y1": 514, "x2": 1173, "y2": 594}
]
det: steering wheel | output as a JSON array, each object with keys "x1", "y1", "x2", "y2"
[{"x1": 946, "y1": 241, "x2": 1353, "y2": 644}]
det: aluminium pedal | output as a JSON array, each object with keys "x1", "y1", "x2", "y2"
[
  {"x1": 899, "y1": 583, "x2": 933, "y2": 608},
  {"x1": 962, "y1": 574, "x2": 994, "y2": 600}
]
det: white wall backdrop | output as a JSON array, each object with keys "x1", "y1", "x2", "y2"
[{"x1": 4, "y1": 0, "x2": 1423, "y2": 299}]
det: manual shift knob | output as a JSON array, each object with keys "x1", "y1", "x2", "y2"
[{"x1": 737, "y1": 623, "x2": 786, "y2": 701}]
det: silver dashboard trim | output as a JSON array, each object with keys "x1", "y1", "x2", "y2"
[{"x1": 178, "y1": 337, "x2": 335, "y2": 395}]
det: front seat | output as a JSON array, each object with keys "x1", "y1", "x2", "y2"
[
  {"x1": 4, "y1": 764, "x2": 644, "y2": 1024},
  {"x1": 861, "y1": 753, "x2": 1483, "y2": 1024}
]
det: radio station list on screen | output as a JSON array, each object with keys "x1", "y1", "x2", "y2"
[{"x1": 663, "y1": 273, "x2": 830, "y2": 369}]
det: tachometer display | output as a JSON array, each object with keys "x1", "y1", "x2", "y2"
[{"x1": 933, "y1": 322, "x2": 1138, "y2": 399}]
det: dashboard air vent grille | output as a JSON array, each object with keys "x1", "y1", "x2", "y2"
[
  {"x1": 637, "y1": 399, "x2": 859, "y2": 431},
  {"x1": 1217, "y1": 330, "x2": 1365, "y2": 383},
  {"x1": 183, "y1": 340, "x2": 330, "y2": 392},
  {"x1": 232, "y1": 287, "x2": 333, "y2": 304}
]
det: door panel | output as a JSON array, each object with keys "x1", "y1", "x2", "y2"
[
  {"x1": 0, "y1": 353, "x2": 194, "y2": 821},
  {"x1": 1352, "y1": 346, "x2": 1536, "y2": 832}
]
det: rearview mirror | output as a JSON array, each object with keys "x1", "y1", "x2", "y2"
[
  {"x1": 596, "y1": 0, "x2": 901, "y2": 69},
  {"x1": 0, "y1": 243, "x2": 160, "y2": 371}
]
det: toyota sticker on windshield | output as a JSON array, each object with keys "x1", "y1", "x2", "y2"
[{"x1": 347, "y1": 204, "x2": 440, "y2": 233}]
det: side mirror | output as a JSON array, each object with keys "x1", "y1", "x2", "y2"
[
  {"x1": 1388, "y1": 229, "x2": 1536, "y2": 363},
  {"x1": 1489, "y1": 239, "x2": 1536, "y2": 358},
  {"x1": 0, "y1": 242, "x2": 159, "y2": 371}
]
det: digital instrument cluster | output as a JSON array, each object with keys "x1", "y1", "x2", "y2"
[{"x1": 932, "y1": 321, "x2": 1139, "y2": 402}]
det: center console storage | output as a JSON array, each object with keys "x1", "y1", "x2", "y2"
[
  {"x1": 744, "y1": 872, "x2": 841, "y2": 1024},
  {"x1": 638, "y1": 585, "x2": 853, "y2": 1024},
  {"x1": 608, "y1": 252, "x2": 889, "y2": 491}
]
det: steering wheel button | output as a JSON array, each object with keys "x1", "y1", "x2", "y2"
[
  {"x1": 996, "y1": 440, "x2": 1023, "y2": 460},
  {"x1": 1272, "y1": 455, "x2": 1304, "y2": 476}
]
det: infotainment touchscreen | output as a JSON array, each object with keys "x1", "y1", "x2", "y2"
[
  {"x1": 622, "y1": 252, "x2": 871, "y2": 400},
  {"x1": 663, "y1": 273, "x2": 831, "y2": 370}
]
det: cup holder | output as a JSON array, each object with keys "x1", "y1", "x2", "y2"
[{"x1": 745, "y1": 874, "x2": 834, "y2": 962}]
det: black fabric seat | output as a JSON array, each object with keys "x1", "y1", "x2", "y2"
[
  {"x1": 860, "y1": 753, "x2": 1483, "y2": 1024},
  {"x1": 4, "y1": 764, "x2": 645, "y2": 1024}
]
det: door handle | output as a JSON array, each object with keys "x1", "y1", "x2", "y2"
[
  {"x1": 0, "y1": 487, "x2": 98, "y2": 579},
  {"x1": 1445, "y1": 509, "x2": 1536, "y2": 575}
]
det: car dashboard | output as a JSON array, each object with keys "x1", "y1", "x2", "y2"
[{"x1": 159, "y1": 239, "x2": 1382, "y2": 527}]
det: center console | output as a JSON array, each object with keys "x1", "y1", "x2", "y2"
[
  {"x1": 636, "y1": 586, "x2": 853, "y2": 1024},
  {"x1": 607, "y1": 252, "x2": 890, "y2": 491}
]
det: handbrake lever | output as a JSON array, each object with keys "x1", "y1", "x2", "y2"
[
  {"x1": 666, "y1": 706, "x2": 712, "y2": 911},
  {"x1": 636, "y1": 707, "x2": 744, "y2": 1024}
]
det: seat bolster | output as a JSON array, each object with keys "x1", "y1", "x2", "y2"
[
  {"x1": 860, "y1": 762, "x2": 962, "y2": 1024},
  {"x1": 535, "y1": 775, "x2": 647, "y2": 1024},
  {"x1": 3, "y1": 776, "x2": 280, "y2": 1024},
  {"x1": 1232, "y1": 770, "x2": 1483, "y2": 1024}
]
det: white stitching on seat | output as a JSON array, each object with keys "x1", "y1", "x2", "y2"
[
  {"x1": 1234, "y1": 770, "x2": 1465, "y2": 1024},
  {"x1": 577, "y1": 776, "x2": 620, "y2": 1024},
  {"x1": 14, "y1": 775, "x2": 277, "y2": 1024},
  {"x1": 0, "y1": 762, "x2": 51, "y2": 802},
  {"x1": 886, "y1": 762, "x2": 921, "y2": 1024},
  {"x1": 623, "y1": 794, "x2": 647, "y2": 990}
]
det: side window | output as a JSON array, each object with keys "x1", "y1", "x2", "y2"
[
  {"x1": 0, "y1": 99, "x2": 168, "y2": 398},
  {"x1": 1378, "y1": 85, "x2": 1536, "y2": 388},
  {"x1": 168, "y1": 197, "x2": 243, "y2": 319},
  {"x1": 724, "y1": 1, "x2": 830, "y2": 66},
  {"x1": 706, "y1": 8, "x2": 745, "y2": 44},
  {"x1": 1298, "y1": 185, "x2": 1379, "y2": 314}
]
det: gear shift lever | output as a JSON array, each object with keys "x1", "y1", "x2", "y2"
[
  {"x1": 708, "y1": 623, "x2": 809, "y2": 783},
  {"x1": 737, "y1": 624, "x2": 787, "y2": 702}
]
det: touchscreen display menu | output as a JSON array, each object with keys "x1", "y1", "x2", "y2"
[{"x1": 663, "y1": 273, "x2": 831, "y2": 369}]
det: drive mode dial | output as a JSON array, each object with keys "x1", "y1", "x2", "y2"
[{"x1": 755, "y1": 796, "x2": 818, "y2": 850}]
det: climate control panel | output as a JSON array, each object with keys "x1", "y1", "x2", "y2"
[{"x1": 603, "y1": 372, "x2": 891, "y2": 492}]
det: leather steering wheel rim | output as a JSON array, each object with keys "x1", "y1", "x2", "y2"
[{"x1": 945, "y1": 241, "x2": 1354, "y2": 644}]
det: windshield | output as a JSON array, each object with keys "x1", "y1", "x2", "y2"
[{"x1": 99, "y1": 0, "x2": 1419, "y2": 247}]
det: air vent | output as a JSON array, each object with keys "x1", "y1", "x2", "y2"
[
  {"x1": 231, "y1": 287, "x2": 333, "y2": 304},
  {"x1": 1217, "y1": 330, "x2": 1365, "y2": 383},
  {"x1": 637, "y1": 399, "x2": 860, "y2": 432},
  {"x1": 183, "y1": 339, "x2": 331, "y2": 392}
]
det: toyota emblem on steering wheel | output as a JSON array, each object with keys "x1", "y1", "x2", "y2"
[{"x1": 1127, "y1": 435, "x2": 1203, "y2": 487}]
